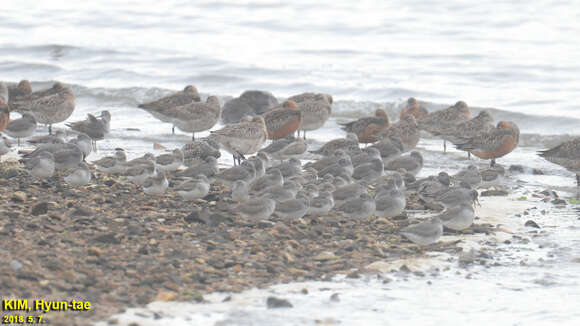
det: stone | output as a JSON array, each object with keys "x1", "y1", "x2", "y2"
[
  {"x1": 154, "y1": 291, "x2": 176, "y2": 302},
  {"x1": 12, "y1": 191, "x2": 27, "y2": 202},
  {"x1": 524, "y1": 220, "x2": 540, "y2": 228},
  {"x1": 31, "y1": 202, "x2": 49, "y2": 216},
  {"x1": 266, "y1": 296, "x2": 293, "y2": 309}
]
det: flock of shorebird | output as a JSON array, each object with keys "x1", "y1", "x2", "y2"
[{"x1": 1, "y1": 79, "x2": 579, "y2": 246}]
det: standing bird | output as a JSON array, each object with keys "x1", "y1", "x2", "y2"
[
  {"x1": 9, "y1": 82, "x2": 75, "y2": 135},
  {"x1": 417, "y1": 101, "x2": 471, "y2": 153},
  {"x1": 138, "y1": 85, "x2": 201, "y2": 134},
  {"x1": 399, "y1": 97, "x2": 428, "y2": 120},
  {"x1": 455, "y1": 121, "x2": 520, "y2": 167},
  {"x1": 209, "y1": 116, "x2": 268, "y2": 165},
  {"x1": 262, "y1": 100, "x2": 302, "y2": 140},
  {"x1": 66, "y1": 110, "x2": 111, "y2": 151},
  {"x1": 288, "y1": 93, "x2": 332, "y2": 140},
  {"x1": 4, "y1": 113, "x2": 36, "y2": 146},
  {"x1": 163, "y1": 96, "x2": 221, "y2": 140},
  {"x1": 431, "y1": 110, "x2": 495, "y2": 158},
  {"x1": 339, "y1": 109, "x2": 390, "y2": 144},
  {"x1": 538, "y1": 137, "x2": 580, "y2": 187},
  {"x1": 375, "y1": 115, "x2": 420, "y2": 152}
]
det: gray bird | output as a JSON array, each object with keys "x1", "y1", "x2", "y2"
[
  {"x1": 215, "y1": 160, "x2": 256, "y2": 187},
  {"x1": 64, "y1": 162, "x2": 91, "y2": 187},
  {"x1": 335, "y1": 192, "x2": 375, "y2": 219},
  {"x1": 436, "y1": 203, "x2": 474, "y2": 231},
  {"x1": 452, "y1": 165, "x2": 482, "y2": 187},
  {"x1": 4, "y1": 113, "x2": 37, "y2": 146},
  {"x1": 233, "y1": 197, "x2": 277, "y2": 222},
  {"x1": 24, "y1": 150, "x2": 55, "y2": 179},
  {"x1": 400, "y1": 217, "x2": 443, "y2": 246},
  {"x1": 375, "y1": 187, "x2": 406, "y2": 218},
  {"x1": 384, "y1": 151, "x2": 423, "y2": 176},
  {"x1": 231, "y1": 180, "x2": 250, "y2": 203},
  {"x1": 267, "y1": 157, "x2": 302, "y2": 178},
  {"x1": 306, "y1": 191, "x2": 334, "y2": 216},
  {"x1": 175, "y1": 175, "x2": 210, "y2": 201},
  {"x1": 274, "y1": 192, "x2": 310, "y2": 220}
]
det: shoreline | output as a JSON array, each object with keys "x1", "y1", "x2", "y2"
[{"x1": 0, "y1": 155, "x2": 568, "y2": 326}]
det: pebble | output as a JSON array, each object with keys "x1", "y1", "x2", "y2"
[
  {"x1": 313, "y1": 251, "x2": 337, "y2": 261},
  {"x1": 31, "y1": 202, "x2": 49, "y2": 216},
  {"x1": 524, "y1": 220, "x2": 540, "y2": 228},
  {"x1": 266, "y1": 296, "x2": 293, "y2": 309},
  {"x1": 12, "y1": 191, "x2": 27, "y2": 202},
  {"x1": 330, "y1": 293, "x2": 340, "y2": 302},
  {"x1": 480, "y1": 190, "x2": 508, "y2": 197}
]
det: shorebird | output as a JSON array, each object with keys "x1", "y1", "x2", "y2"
[
  {"x1": 452, "y1": 165, "x2": 482, "y2": 187},
  {"x1": 310, "y1": 133, "x2": 359, "y2": 156},
  {"x1": 399, "y1": 97, "x2": 428, "y2": 120},
  {"x1": 25, "y1": 142, "x2": 84, "y2": 169},
  {"x1": 288, "y1": 92, "x2": 333, "y2": 105},
  {"x1": 176, "y1": 156, "x2": 218, "y2": 182},
  {"x1": 375, "y1": 187, "x2": 406, "y2": 218},
  {"x1": 69, "y1": 133, "x2": 93, "y2": 159},
  {"x1": 332, "y1": 182, "x2": 365, "y2": 206},
  {"x1": 233, "y1": 197, "x2": 277, "y2": 222},
  {"x1": 27, "y1": 130, "x2": 66, "y2": 146},
  {"x1": 215, "y1": 160, "x2": 256, "y2": 187},
  {"x1": 66, "y1": 110, "x2": 111, "y2": 151},
  {"x1": 306, "y1": 191, "x2": 334, "y2": 216},
  {"x1": 248, "y1": 155, "x2": 266, "y2": 178},
  {"x1": 418, "y1": 101, "x2": 471, "y2": 153},
  {"x1": 262, "y1": 100, "x2": 302, "y2": 140},
  {"x1": 249, "y1": 169, "x2": 283, "y2": 194},
  {"x1": 538, "y1": 137, "x2": 580, "y2": 186},
  {"x1": 124, "y1": 154, "x2": 156, "y2": 185},
  {"x1": 0, "y1": 135, "x2": 11, "y2": 157},
  {"x1": 319, "y1": 157, "x2": 354, "y2": 178},
  {"x1": 164, "y1": 96, "x2": 221, "y2": 140},
  {"x1": 374, "y1": 115, "x2": 420, "y2": 152},
  {"x1": 432, "y1": 110, "x2": 494, "y2": 158},
  {"x1": 24, "y1": 151, "x2": 55, "y2": 179},
  {"x1": 335, "y1": 192, "x2": 376, "y2": 219},
  {"x1": 9, "y1": 82, "x2": 75, "y2": 135},
  {"x1": 436, "y1": 203, "x2": 474, "y2": 231},
  {"x1": 7, "y1": 80, "x2": 32, "y2": 101},
  {"x1": 352, "y1": 149, "x2": 383, "y2": 182},
  {"x1": 0, "y1": 82, "x2": 8, "y2": 105},
  {"x1": 455, "y1": 121, "x2": 520, "y2": 167},
  {"x1": 4, "y1": 113, "x2": 37, "y2": 145},
  {"x1": 260, "y1": 181, "x2": 300, "y2": 203},
  {"x1": 64, "y1": 162, "x2": 91, "y2": 187},
  {"x1": 416, "y1": 172, "x2": 451, "y2": 203},
  {"x1": 432, "y1": 181, "x2": 479, "y2": 209},
  {"x1": 181, "y1": 138, "x2": 221, "y2": 167},
  {"x1": 304, "y1": 149, "x2": 348, "y2": 172},
  {"x1": 210, "y1": 115, "x2": 268, "y2": 165},
  {"x1": 143, "y1": 172, "x2": 169, "y2": 196},
  {"x1": 155, "y1": 149, "x2": 184, "y2": 172},
  {"x1": 175, "y1": 175, "x2": 210, "y2": 200},
  {"x1": 260, "y1": 136, "x2": 295, "y2": 155},
  {"x1": 221, "y1": 90, "x2": 279, "y2": 124},
  {"x1": 289, "y1": 94, "x2": 332, "y2": 139},
  {"x1": 0, "y1": 104, "x2": 9, "y2": 132},
  {"x1": 138, "y1": 85, "x2": 201, "y2": 134},
  {"x1": 274, "y1": 192, "x2": 310, "y2": 220},
  {"x1": 339, "y1": 109, "x2": 390, "y2": 144},
  {"x1": 351, "y1": 147, "x2": 381, "y2": 168},
  {"x1": 92, "y1": 148, "x2": 127, "y2": 174},
  {"x1": 400, "y1": 217, "x2": 443, "y2": 246},
  {"x1": 267, "y1": 158, "x2": 302, "y2": 178},
  {"x1": 271, "y1": 138, "x2": 307, "y2": 161},
  {"x1": 384, "y1": 151, "x2": 423, "y2": 176},
  {"x1": 231, "y1": 180, "x2": 250, "y2": 203}
]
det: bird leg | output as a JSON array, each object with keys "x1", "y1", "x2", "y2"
[
  {"x1": 467, "y1": 152, "x2": 471, "y2": 159},
  {"x1": 192, "y1": 133, "x2": 195, "y2": 141},
  {"x1": 232, "y1": 154, "x2": 238, "y2": 166},
  {"x1": 443, "y1": 140, "x2": 447, "y2": 153},
  {"x1": 172, "y1": 126, "x2": 175, "y2": 135},
  {"x1": 48, "y1": 124, "x2": 52, "y2": 135},
  {"x1": 490, "y1": 159, "x2": 496, "y2": 167},
  {"x1": 576, "y1": 174, "x2": 580, "y2": 188}
]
